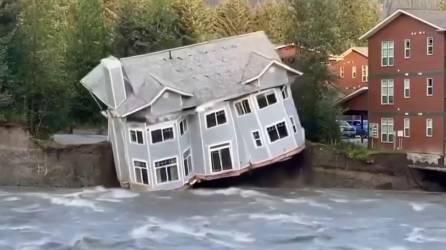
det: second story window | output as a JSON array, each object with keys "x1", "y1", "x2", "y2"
[
  {"x1": 252, "y1": 131, "x2": 263, "y2": 147},
  {"x1": 267, "y1": 121, "x2": 288, "y2": 143},
  {"x1": 404, "y1": 39, "x2": 411, "y2": 59},
  {"x1": 361, "y1": 65, "x2": 368, "y2": 82},
  {"x1": 256, "y1": 91, "x2": 277, "y2": 109},
  {"x1": 206, "y1": 110, "x2": 227, "y2": 128},
  {"x1": 151, "y1": 127, "x2": 174, "y2": 144},
  {"x1": 130, "y1": 129, "x2": 144, "y2": 144},
  {"x1": 381, "y1": 79, "x2": 394, "y2": 105},
  {"x1": 381, "y1": 41, "x2": 394, "y2": 67},
  {"x1": 427, "y1": 37, "x2": 434, "y2": 55},
  {"x1": 281, "y1": 85, "x2": 290, "y2": 99},
  {"x1": 404, "y1": 79, "x2": 410, "y2": 98},
  {"x1": 427, "y1": 78, "x2": 433, "y2": 96},
  {"x1": 340, "y1": 66, "x2": 344, "y2": 78},
  {"x1": 234, "y1": 99, "x2": 251, "y2": 116},
  {"x1": 179, "y1": 119, "x2": 188, "y2": 135},
  {"x1": 352, "y1": 65, "x2": 357, "y2": 78}
]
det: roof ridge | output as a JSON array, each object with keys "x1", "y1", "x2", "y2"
[{"x1": 120, "y1": 31, "x2": 267, "y2": 62}]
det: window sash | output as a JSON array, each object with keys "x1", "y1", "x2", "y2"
[
  {"x1": 130, "y1": 130, "x2": 144, "y2": 144},
  {"x1": 206, "y1": 110, "x2": 227, "y2": 128},
  {"x1": 381, "y1": 41, "x2": 394, "y2": 66},
  {"x1": 267, "y1": 122, "x2": 289, "y2": 143},
  {"x1": 352, "y1": 66, "x2": 357, "y2": 78},
  {"x1": 426, "y1": 119, "x2": 433, "y2": 137},
  {"x1": 290, "y1": 117, "x2": 297, "y2": 133},
  {"x1": 210, "y1": 146, "x2": 232, "y2": 172},
  {"x1": 133, "y1": 160, "x2": 149, "y2": 185},
  {"x1": 427, "y1": 78, "x2": 433, "y2": 96},
  {"x1": 257, "y1": 91, "x2": 277, "y2": 109},
  {"x1": 180, "y1": 119, "x2": 188, "y2": 135},
  {"x1": 404, "y1": 118, "x2": 410, "y2": 137},
  {"x1": 252, "y1": 131, "x2": 262, "y2": 147},
  {"x1": 404, "y1": 79, "x2": 410, "y2": 98},
  {"x1": 381, "y1": 79, "x2": 394, "y2": 104},
  {"x1": 183, "y1": 149, "x2": 192, "y2": 176},
  {"x1": 381, "y1": 118, "x2": 394, "y2": 143},
  {"x1": 404, "y1": 39, "x2": 411, "y2": 58},
  {"x1": 427, "y1": 37, "x2": 434, "y2": 55},
  {"x1": 234, "y1": 99, "x2": 251, "y2": 116},
  {"x1": 155, "y1": 158, "x2": 179, "y2": 183},
  {"x1": 281, "y1": 86, "x2": 289, "y2": 99},
  {"x1": 340, "y1": 66, "x2": 344, "y2": 78},
  {"x1": 361, "y1": 65, "x2": 368, "y2": 82}
]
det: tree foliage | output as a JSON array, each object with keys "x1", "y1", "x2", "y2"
[
  {"x1": 213, "y1": 0, "x2": 254, "y2": 37},
  {"x1": 171, "y1": 0, "x2": 213, "y2": 43},
  {"x1": 252, "y1": 0, "x2": 292, "y2": 44}
]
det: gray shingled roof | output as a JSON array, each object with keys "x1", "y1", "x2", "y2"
[{"x1": 82, "y1": 31, "x2": 301, "y2": 117}]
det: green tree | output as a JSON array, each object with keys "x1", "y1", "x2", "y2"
[
  {"x1": 113, "y1": 0, "x2": 183, "y2": 57},
  {"x1": 252, "y1": 0, "x2": 293, "y2": 44},
  {"x1": 65, "y1": 0, "x2": 111, "y2": 125},
  {"x1": 213, "y1": 0, "x2": 254, "y2": 37}
]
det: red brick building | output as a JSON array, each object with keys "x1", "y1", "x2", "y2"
[{"x1": 360, "y1": 9, "x2": 446, "y2": 158}]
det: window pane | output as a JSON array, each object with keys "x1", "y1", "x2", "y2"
[
  {"x1": 211, "y1": 151, "x2": 221, "y2": 172},
  {"x1": 206, "y1": 113, "x2": 217, "y2": 128},
  {"x1": 184, "y1": 159, "x2": 189, "y2": 176},
  {"x1": 257, "y1": 95, "x2": 268, "y2": 109},
  {"x1": 163, "y1": 128, "x2": 174, "y2": 140},
  {"x1": 277, "y1": 122, "x2": 288, "y2": 138},
  {"x1": 136, "y1": 131, "x2": 143, "y2": 144},
  {"x1": 267, "y1": 126, "x2": 279, "y2": 142},
  {"x1": 141, "y1": 168, "x2": 149, "y2": 184},
  {"x1": 130, "y1": 131, "x2": 137, "y2": 142},
  {"x1": 180, "y1": 122, "x2": 184, "y2": 135},
  {"x1": 157, "y1": 168, "x2": 167, "y2": 183},
  {"x1": 216, "y1": 110, "x2": 226, "y2": 124},
  {"x1": 235, "y1": 103, "x2": 244, "y2": 115},
  {"x1": 168, "y1": 165, "x2": 179, "y2": 181},
  {"x1": 242, "y1": 100, "x2": 251, "y2": 113},
  {"x1": 221, "y1": 148, "x2": 233, "y2": 170},
  {"x1": 151, "y1": 130, "x2": 163, "y2": 143},
  {"x1": 135, "y1": 169, "x2": 142, "y2": 183},
  {"x1": 267, "y1": 93, "x2": 277, "y2": 105}
]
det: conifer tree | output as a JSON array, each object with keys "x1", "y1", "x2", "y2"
[{"x1": 213, "y1": 0, "x2": 254, "y2": 37}]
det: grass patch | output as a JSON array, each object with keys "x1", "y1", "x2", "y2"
[{"x1": 332, "y1": 141, "x2": 374, "y2": 162}]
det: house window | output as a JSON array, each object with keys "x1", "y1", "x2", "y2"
[
  {"x1": 381, "y1": 79, "x2": 394, "y2": 104},
  {"x1": 234, "y1": 99, "x2": 251, "y2": 116},
  {"x1": 151, "y1": 127, "x2": 174, "y2": 144},
  {"x1": 404, "y1": 79, "x2": 410, "y2": 98},
  {"x1": 404, "y1": 118, "x2": 410, "y2": 137},
  {"x1": 179, "y1": 119, "x2": 188, "y2": 135},
  {"x1": 281, "y1": 85, "x2": 290, "y2": 99},
  {"x1": 361, "y1": 65, "x2": 368, "y2": 82},
  {"x1": 352, "y1": 65, "x2": 357, "y2": 78},
  {"x1": 427, "y1": 78, "x2": 433, "y2": 96},
  {"x1": 129, "y1": 129, "x2": 144, "y2": 144},
  {"x1": 381, "y1": 118, "x2": 394, "y2": 143},
  {"x1": 256, "y1": 91, "x2": 277, "y2": 109},
  {"x1": 266, "y1": 121, "x2": 288, "y2": 143},
  {"x1": 154, "y1": 157, "x2": 179, "y2": 184},
  {"x1": 210, "y1": 143, "x2": 233, "y2": 172},
  {"x1": 206, "y1": 110, "x2": 227, "y2": 128},
  {"x1": 252, "y1": 131, "x2": 262, "y2": 147},
  {"x1": 381, "y1": 41, "x2": 394, "y2": 66},
  {"x1": 183, "y1": 148, "x2": 192, "y2": 176},
  {"x1": 290, "y1": 116, "x2": 297, "y2": 133},
  {"x1": 427, "y1": 37, "x2": 434, "y2": 55},
  {"x1": 404, "y1": 39, "x2": 411, "y2": 58},
  {"x1": 426, "y1": 118, "x2": 433, "y2": 137},
  {"x1": 133, "y1": 160, "x2": 149, "y2": 185},
  {"x1": 340, "y1": 66, "x2": 344, "y2": 78}
]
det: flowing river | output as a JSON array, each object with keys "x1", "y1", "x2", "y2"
[{"x1": 0, "y1": 186, "x2": 445, "y2": 250}]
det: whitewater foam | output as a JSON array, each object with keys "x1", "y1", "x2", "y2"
[
  {"x1": 409, "y1": 202, "x2": 430, "y2": 212},
  {"x1": 283, "y1": 198, "x2": 332, "y2": 210}
]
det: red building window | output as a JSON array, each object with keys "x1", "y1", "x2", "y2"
[
  {"x1": 427, "y1": 37, "x2": 434, "y2": 55},
  {"x1": 426, "y1": 78, "x2": 433, "y2": 96}
]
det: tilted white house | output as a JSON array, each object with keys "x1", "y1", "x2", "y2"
[{"x1": 81, "y1": 31, "x2": 306, "y2": 191}]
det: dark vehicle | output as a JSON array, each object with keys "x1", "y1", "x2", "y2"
[
  {"x1": 337, "y1": 120, "x2": 356, "y2": 138},
  {"x1": 347, "y1": 120, "x2": 368, "y2": 138}
]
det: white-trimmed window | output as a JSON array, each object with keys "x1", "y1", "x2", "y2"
[
  {"x1": 340, "y1": 66, "x2": 344, "y2": 78},
  {"x1": 206, "y1": 109, "x2": 227, "y2": 128},
  {"x1": 290, "y1": 116, "x2": 297, "y2": 133},
  {"x1": 352, "y1": 65, "x2": 357, "y2": 78},
  {"x1": 256, "y1": 90, "x2": 277, "y2": 109},
  {"x1": 154, "y1": 157, "x2": 179, "y2": 184},
  {"x1": 381, "y1": 79, "x2": 394, "y2": 104},
  {"x1": 266, "y1": 121, "x2": 288, "y2": 143},
  {"x1": 210, "y1": 143, "x2": 233, "y2": 172},
  {"x1": 179, "y1": 119, "x2": 188, "y2": 135},
  {"x1": 281, "y1": 85, "x2": 290, "y2": 99},
  {"x1": 252, "y1": 131, "x2": 262, "y2": 147},
  {"x1": 381, "y1": 118, "x2": 394, "y2": 143},
  {"x1": 404, "y1": 79, "x2": 410, "y2": 98},
  {"x1": 427, "y1": 37, "x2": 434, "y2": 55},
  {"x1": 381, "y1": 41, "x2": 394, "y2": 66},
  {"x1": 426, "y1": 118, "x2": 433, "y2": 137},
  {"x1": 234, "y1": 99, "x2": 251, "y2": 116},
  {"x1": 183, "y1": 148, "x2": 192, "y2": 176},
  {"x1": 133, "y1": 160, "x2": 149, "y2": 185},
  {"x1": 404, "y1": 39, "x2": 411, "y2": 58},
  {"x1": 404, "y1": 118, "x2": 410, "y2": 137},
  {"x1": 427, "y1": 78, "x2": 433, "y2": 96},
  {"x1": 151, "y1": 127, "x2": 174, "y2": 144},
  {"x1": 129, "y1": 129, "x2": 144, "y2": 144},
  {"x1": 361, "y1": 65, "x2": 368, "y2": 82}
]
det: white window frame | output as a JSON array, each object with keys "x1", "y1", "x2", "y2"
[
  {"x1": 281, "y1": 85, "x2": 290, "y2": 99},
  {"x1": 381, "y1": 118, "x2": 394, "y2": 143},
  {"x1": 266, "y1": 120, "x2": 289, "y2": 144},
  {"x1": 426, "y1": 78, "x2": 433, "y2": 96},
  {"x1": 256, "y1": 90, "x2": 277, "y2": 109},
  {"x1": 289, "y1": 116, "x2": 297, "y2": 133},
  {"x1": 381, "y1": 41, "x2": 394, "y2": 67},
  {"x1": 234, "y1": 98, "x2": 252, "y2": 116},
  {"x1": 426, "y1": 118, "x2": 433, "y2": 137},
  {"x1": 150, "y1": 126, "x2": 175, "y2": 144},
  {"x1": 179, "y1": 119, "x2": 188, "y2": 136},
  {"x1": 381, "y1": 79, "x2": 394, "y2": 105},
  {"x1": 129, "y1": 128, "x2": 144, "y2": 145},
  {"x1": 404, "y1": 79, "x2": 410, "y2": 98},
  {"x1": 361, "y1": 65, "x2": 368, "y2": 82},
  {"x1": 352, "y1": 65, "x2": 357, "y2": 78},
  {"x1": 183, "y1": 148, "x2": 193, "y2": 177},
  {"x1": 153, "y1": 156, "x2": 180, "y2": 185},
  {"x1": 404, "y1": 39, "x2": 411, "y2": 59},
  {"x1": 133, "y1": 159, "x2": 149, "y2": 185},
  {"x1": 403, "y1": 118, "x2": 410, "y2": 138},
  {"x1": 208, "y1": 142, "x2": 233, "y2": 173},
  {"x1": 340, "y1": 66, "x2": 344, "y2": 78},
  {"x1": 427, "y1": 37, "x2": 434, "y2": 55},
  {"x1": 205, "y1": 108, "x2": 227, "y2": 129},
  {"x1": 251, "y1": 130, "x2": 263, "y2": 148}
]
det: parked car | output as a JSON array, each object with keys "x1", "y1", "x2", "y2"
[
  {"x1": 346, "y1": 120, "x2": 368, "y2": 138},
  {"x1": 337, "y1": 120, "x2": 356, "y2": 138}
]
